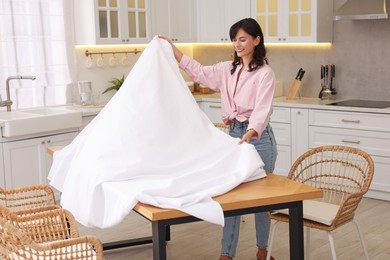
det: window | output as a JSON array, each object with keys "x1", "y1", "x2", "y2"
[{"x1": 0, "y1": 0, "x2": 75, "y2": 109}]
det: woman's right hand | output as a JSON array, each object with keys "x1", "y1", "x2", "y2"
[
  {"x1": 158, "y1": 35, "x2": 183, "y2": 63},
  {"x1": 158, "y1": 35, "x2": 171, "y2": 43}
]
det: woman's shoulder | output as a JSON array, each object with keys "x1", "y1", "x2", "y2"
[
  {"x1": 259, "y1": 63, "x2": 273, "y2": 72},
  {"x1": 252, "y1": 63, "x2": 274, "y2": 76},
  {"x1": 216, "y1": 60, "x2": 233, "y2": 68}
]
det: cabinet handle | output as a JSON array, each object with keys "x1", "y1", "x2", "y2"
[
  {"x1": 41, "y1": 141, "x2": 45, "y2": 144},
  {"x1": 47, "y1": 140, "x2": 51, "y2": 143},
  {"x1": 341, "y1": 119, "x2": 361, "y2": 123},
  {"x1": 209, "y1": 105, "x2": 221, "y2": 109},
  {"x1": 220, "y1": 38, "x2": 224, "y2": 41},
  {"x1": 342, "y1": 139, "x2": 361, "y2": 144}
]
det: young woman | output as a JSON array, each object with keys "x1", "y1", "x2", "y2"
[{"x1": 160, "y1": 17, "x2": 277, "y2": 260}]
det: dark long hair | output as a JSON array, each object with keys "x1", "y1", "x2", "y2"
[{"x1": 229, "y1": 18, "x2": 268, "y2": 74}]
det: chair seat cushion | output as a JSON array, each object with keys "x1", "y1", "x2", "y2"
[{"x1": 273, "y1": 200, "x2": 340, "y2": 226}]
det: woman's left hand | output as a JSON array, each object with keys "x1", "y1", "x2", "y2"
[{"x1": 239, "y1": 129, "x2": 257, "y2": 144}]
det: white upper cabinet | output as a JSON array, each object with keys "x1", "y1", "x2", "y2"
[
  {"x1": 250, "y1": 0, "x2": 333, "y2": 43},
  {"x1": 74, "y1": 0, "x2": 151, "y2": 44},
  {"x1": 197, "y1": 0, "x2": 251, "y2": 43},
  {"x1": 151, "y1": 0, "x2": 196, "y2": 43}
]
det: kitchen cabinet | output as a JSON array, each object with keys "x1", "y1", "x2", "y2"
[
  {"x1": 250, "y1": 0, "x2": 333, "y2": 43},
  {"x1": 197, "y1": 0, "x2": 251, "y2": 43},
  {"x1": 308, "y1": 109, "x2": 390, "y2": 201},
  {"x1": 291, "y1": 108, "x2": 308, "y2": 161},
  {"x1": 198, "y1": 101, "x2": 223, "y2": 123},
  {"x1": 74, "y1": 0, "x2": 151, "y2": 44},
  {"x1": 2, "y1": 132, "x2": 78, "y2": 198},
  {"x1": 151, "y1": 0, "x2": 196, "y2": 43},
  {"x1": 270, "y1": 107, "x2": 291, "y2": 177},
  {"x1": 81, "y1": 115, "x2": 96, "y2": 129}
]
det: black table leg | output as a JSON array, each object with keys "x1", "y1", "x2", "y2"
[
  {"x1": 152, "y1": 221, "x2": 167, "y2": 260},
  {"x1": 288, "y1": 201, "x2": 304, "y2": 260},
  {"x1": 166, "y1": 225, "x2": 171, "y2": 241}
]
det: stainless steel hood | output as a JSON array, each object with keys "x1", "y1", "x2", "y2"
[{"x1": 333, "y1": 0, "x2": 388, "y2": 20}]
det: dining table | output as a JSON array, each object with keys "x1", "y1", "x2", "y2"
[{"x1": 48, "y1": 146, "x2": 323, "y2": 260}]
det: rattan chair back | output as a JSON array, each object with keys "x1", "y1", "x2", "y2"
[
  {"x1": 0, "y1": 185, "x2": 56, "y2": 211},
  {"x1": 288, "y1": 145, "x2": 374, "y2": 228},
  {"x1": 0, "y1": 205, "x2": 79, "y2": 243},
  {"x1": 0, "y1": 217, "x2": 103, "y2": 260},
  {"x1": 214, "y1": 123, "x2": 230, "y2": 134}
]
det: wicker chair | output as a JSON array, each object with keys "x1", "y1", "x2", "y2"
[
  {"x1": 214, "y1": 123, "x2": 230, "y2": 134},
  {"x1": 267, "y1": 145, "x2": 374, "y2": 260},
  {"x1": 0, "y1": 185, "x2": 58, "y2": 212},
  {"x1": 0, "y1": 205, "x2": 79, "y2": 243},
  {"x1": 0, "y1": 217, "x2": 103, "y2": 259}
]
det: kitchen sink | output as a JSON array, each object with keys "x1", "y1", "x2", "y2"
[{"x1": 0, "y1": 107, "x2": 82, "y2": 138}]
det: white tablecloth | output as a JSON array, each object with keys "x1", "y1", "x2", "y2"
[{"x1": 48, "y1": 36, "x2": 265, "y2": 228}]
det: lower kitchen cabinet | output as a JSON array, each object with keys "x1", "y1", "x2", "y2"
[
  {"x1": 197, "y1": 99, "x2": 390, "y2": 201},
  {"x1": 269, "y1": 107, "x2": 291, "y2": 176},
  {"x1": 308, "y1": 109, "x2": 390, "y2": 201},
  {"x1": 290, "y1": 108, "x2": 309, "y2": 161},
  {"x1": 1, "y1": 132, "x2": 78, "y2": 198},
  {"x1": 198, "y1": 101, "x2": 223, "y2": 123}
]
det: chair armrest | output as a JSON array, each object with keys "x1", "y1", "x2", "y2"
[
  {"x1": 332, "y1": 191, "x2": 364, "y2": 228},
  {"x1": 10, "y1": 208, "x2": 80, "y2": 243},
  {"x1": 37, "y1": 236, "x2": 104, "y2": 260}
]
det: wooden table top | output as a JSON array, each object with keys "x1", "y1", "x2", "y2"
[
  {"x1": 47, "y1": 146, "x2": 323, "y2": 222},
  {"x1": 47, "y1": 146, "x2": 63, "y2": 155},
  {"x1": 134, "y1": 174, "x2": 323, "y2": 221}
]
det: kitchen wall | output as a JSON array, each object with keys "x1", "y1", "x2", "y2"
[
  {"x1": 74, "y1": 43, "x2": 193, "y2": 104},
  {"x1": 74, "y1": 15, "x2": 390, "y2": 104}
]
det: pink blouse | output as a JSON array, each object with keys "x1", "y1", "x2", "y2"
[{"x1": 179, "y1": 55, "x2": 275, "y2": 138}]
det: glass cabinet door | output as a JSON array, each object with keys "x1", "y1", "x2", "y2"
[
  {"x1": 252, "y1": 0, "x2": 280, "y2": 41},
  {"x1": 287, "y1": 0, "x2": 313, "y2": 38},
  {"x1": 251, "y1": 0, "x2": 326, "y2": 43},
  {"x1": 127, "y1": 0, "x2": 147, "y2": 39},
  {"x1": 96, "y1": 0, "x2": 149, "y2": 44},
  {"x1": 97, "y1": 0, "x2": 120, "y2": 40}
]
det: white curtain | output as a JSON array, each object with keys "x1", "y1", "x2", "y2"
[{"x1": 0, "y1": 0, "x2": 75, "y2": 110}]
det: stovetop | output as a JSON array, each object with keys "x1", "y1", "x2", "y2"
[{"x1": 327, "y1": 99, "x2": 390, "y2": 109}]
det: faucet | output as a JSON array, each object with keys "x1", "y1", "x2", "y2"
[{"x1": 1, "y1": 76, "x2": 36, "y2": 112}]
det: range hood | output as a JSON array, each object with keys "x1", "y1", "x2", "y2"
[{"x1": 333, "y1": 0, "x2": 388, "y2": 20}]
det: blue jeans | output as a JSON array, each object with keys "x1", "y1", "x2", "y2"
[{"x1": 221, "y1": 121, "x2": 277, "y2": 258}]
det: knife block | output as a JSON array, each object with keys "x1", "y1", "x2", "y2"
[{"x1": 286, "y1": 79, "x2": 301, "y2": 100}]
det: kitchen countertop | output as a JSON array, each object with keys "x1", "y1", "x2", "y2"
[
  {"x1": 273, "y1": 97, "x2": 390, "y2": 114},
  {"x1": 193, "y1": 92, "x2": 221, "y2": 102},
  {"x1": 58, "y1": 93, "x2": 224, "y2": 117},
  {"x1": 55, "y1": 94, "x2": 390, "y2": 117}
]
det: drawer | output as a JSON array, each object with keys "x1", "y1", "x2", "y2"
[
  {"x1": 309, "y1": 126, "x2": 390, "y2": 157},
  {"x1": 199, "y1": 101, "x2": 223, "y2": 123},
  {"x1": 271, "y1": 107, "x2": 291, "y2": 123},
  {"x1": 271, "y1": 122, "x2": 291, "y2": 146},
  {"x1": 309, "y1": 110, "x2": 390, "y2": 132}
]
